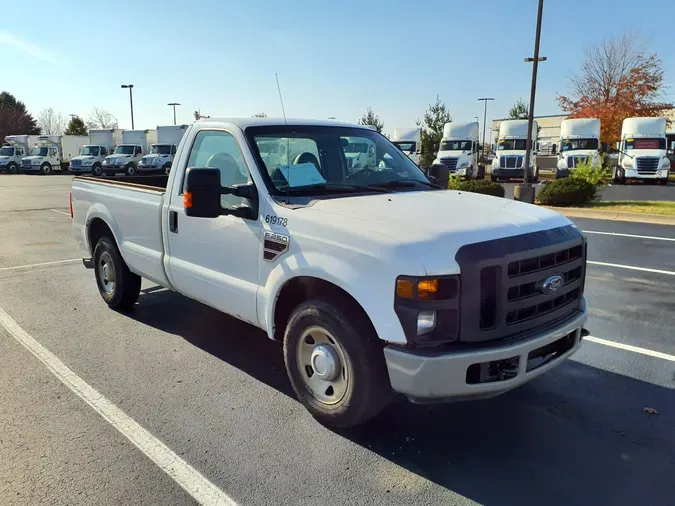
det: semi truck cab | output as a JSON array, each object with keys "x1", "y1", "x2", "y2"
[
  {"x1": 614, "y1": 117, "x2": 670, "y2": 185},
  {"x1": 433, "y1": 122, "x2": 481, "y2": 179}
]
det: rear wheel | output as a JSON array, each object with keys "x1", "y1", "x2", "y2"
[
  {"x1": 40, "y1": 163, "x2": 52, "y2": 175},
  {"x1": 93, "y1": 235, "x2": 141, "y2": 311},
  {"x1": 283, "y1": 298, "x2": 393, "y2": 428}
]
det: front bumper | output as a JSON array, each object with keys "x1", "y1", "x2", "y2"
[
  {"x1": 384, "y1": 296, "x2": 587, "y2": 402},
  {"x1": 623, "y1": 169, "x2": 669, "y2": 179},
  {"x1": 138, "y1": 164, "x2": 162, "y2": 171},
  {"x1": 492, "y1": 168, "x2": 525, "y2": 179},
  {"x1": 21, "y1": 165, "x2": 41, "y2": 172},
  {"x1": 70, "y1": 165, "x2": 93, "y2": 173}
]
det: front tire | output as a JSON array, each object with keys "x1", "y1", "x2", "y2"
[
  {"x1": 41, "y1": 163, "x2": 52, "y2": 175},
  {"x1": 7, "y1": 162, "x2": 18, "y2": 174},
  {"x1": 283, "y1": 298, "x2": 393, "y2": 428},
  {"x1": 93, "y1": 235, "x2": 141, "y2": 311},
  {"x1": 125, "y1": 163, "x2": 137, "y2": 176},
  {"x1": 92, "y1": 164, "x2": 103, "y2": 176}
]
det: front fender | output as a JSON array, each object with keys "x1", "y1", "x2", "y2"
[{"x1": 258, "y1": 251, "x2": 416, "y2": 345}]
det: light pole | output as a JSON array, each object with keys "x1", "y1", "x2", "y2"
[
  {"x1": 121, "y1": 84, "x2": 134, "y2": 129},
  {"x1": 168, "y1": 102, "x2": 181, "y2": 125},
  {"x1": 477, "y1": 98, "x2": 495, "y2": 164},
  {"x1": 516, "y1": 0, "x2": 546, "y2": 203}
]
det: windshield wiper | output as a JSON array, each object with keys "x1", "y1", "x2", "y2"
[{"x1": 368, "y1": 178, "x2": 442, "y2": 189}]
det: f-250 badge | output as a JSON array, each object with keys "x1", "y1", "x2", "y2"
[{"x1": 263, "y1": 232, "x2": 290, "y2": 262}]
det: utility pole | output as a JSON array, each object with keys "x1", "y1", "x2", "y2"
[
  {"x1": 477, "y1": 98, "x2": 495, "y2": 165},
  {"x1": 516, "y1": 0, "x2": 547, "y2": 203},
  {"x1": 121, "y1": 84, "x2": 134, "y2": 129},
  {"x1": 168, "y1": 102, "x2": 181, "y2": 125}
]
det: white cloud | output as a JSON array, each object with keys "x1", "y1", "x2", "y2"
[{"x1": 0, "y1": 30, "x2": 59, "y2": 64}]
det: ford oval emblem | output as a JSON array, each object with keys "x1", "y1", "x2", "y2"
[{"x1": 542, "y1": 274, "x2": 565, "y2": 294}]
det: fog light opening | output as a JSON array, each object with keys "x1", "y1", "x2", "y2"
[{"x1": 417, "y1": 310, "x2": 436, "y2": 336}]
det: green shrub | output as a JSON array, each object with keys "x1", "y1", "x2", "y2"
[
  {"x1": 537, "y1": 178, "x2": 597, "y2": 207},
  {"x1": 448, "y1": 177, "x2": 505, "y2": 197},
  {"x1": 570, "y1": 158, "x2": 610, "y2": 186}
]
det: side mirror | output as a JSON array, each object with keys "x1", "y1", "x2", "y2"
[{"x1": 184, "y1": 167, "x2": 256, "y2": 219}]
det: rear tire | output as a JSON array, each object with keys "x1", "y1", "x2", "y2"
[
  {"x1": 93, "y1": 235, "x2": 141, "y2": 311},
  {"x1": 283, "y1": 298, "x2": 393, "y2": 428}
]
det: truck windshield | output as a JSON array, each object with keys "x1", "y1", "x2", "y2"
[
  {"x1": 31, "y1": 147, "x2": 49, "y2": 156},
  {"x1": 392, "y1": 141, "x2": 416, "y2": 153},
  {"x1": 151, "y1": 145, "x2": 172, "y2": 154},
  {"x1": 440, "y1": 140, "x2": 472, "y2": 151},
  {"x1": 625, "y1": 138, "x2": 666, "y2": 150},
  {"x1": 80, "y1": 146, "x2": 100, "y2": 156},
  {"x1": 561, "y1": 138, "x2": 599, "y2": 151},
  {"x1": 0, "y1": 147, "x2": 14, "y2": 156},
  {"x1": 345, "y1": 142, "x2": 369, "y2": 154},
  {"x1": 114, "y1": 145, "x2": 136, "y2": 155},
  {"x1": 246, "y1": 126, "x2": 433, "y2": 196},
  {"x1": 498, "y1": 139, "x2": 527, "y2": 150}
]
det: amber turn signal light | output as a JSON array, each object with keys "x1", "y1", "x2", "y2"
[
  {"x1": 396, "y1": 279, "x2": 414, "y2": 299},
  {"x1": 417, "y1": 279, "x2": 439, "y2": 301}
]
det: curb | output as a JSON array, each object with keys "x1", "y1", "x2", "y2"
[{"x1": 543, "y1": 206, "x2": 675, "y2": 226}]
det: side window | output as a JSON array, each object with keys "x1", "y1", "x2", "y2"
[
  {"x1": 186, "y1": 130, "x2": 251, "y2": 208},
  {"x1": 17, "y1": 148, "x2": 23, "y2": 156},
  {"x1": 49, "y1": 148, "x2": 57, "y2": 157},
  {"x1": 102, "y1": 147, "x2": 108, "y2": 156},
  {"x1": 135, "y1": 146, "x2": 142, "y2": 155}
]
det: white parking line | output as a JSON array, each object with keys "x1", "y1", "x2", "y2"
[
  {"x1": 0, "y1": 259, "x2": 80, "y2": 272},
  {"x1": 583, "y1": 230, "x2": 675, "y2": 242},
  {"x1": 586, "y1": 335, "x2": 675, "y2": 363},
  {"x1": 587, "y1": 261, "x2": 675, "y2": 276},
  {"x1": 50, "y1": 209, "x2": 71, "y2": 216},
  {"x1": 0, "y1": 307, "x2": 237, "y2": 506}
]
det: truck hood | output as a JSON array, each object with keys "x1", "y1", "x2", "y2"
[
  {"x1": 106, "y1": 154, "x2": 133, "y2": 161},
  {"x1": 561, "y1": 150, "x2": 597, "y2": 158},
  {"x1": 628, "y1": 149, "x2": 667, "y2": 159},
  {"x1": 344, "y1": 152, "x2": 360, "y2": 159},
  {"x1": 72, "y1": 155, "x2": 96, "y2": 161},
  {"x1": 495, "y1": 150, "x2": 526, "y2": 157},
  {"x1": 298, "y1": 190, "x2": 572, "y2": 274}
]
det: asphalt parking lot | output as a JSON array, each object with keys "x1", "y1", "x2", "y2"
[{"x1": 1, "y1": 175, "x2": 674, "y2": 506}]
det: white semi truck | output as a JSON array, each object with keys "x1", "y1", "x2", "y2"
[
  {"x1": 138, "y1": 125, "x2": 188, "y2": 174},
  {"x1": 103, "y1": 129, "x2": 157, "y2": 176},
  {"x1": 21, "y1": 135, "x2": 88, "y2": 174},
  {"x1": 433, "y1": 122, "x2": 481, "y2": 179},
  {"x1": 391, "y1": 128, "x2": 421, "y2": 165},
  {"x1": 614, "y1": 117, "x2": 670, "y2": 185},
  {"x1": 491, "y1": 120, "x2": 538, "y2": 182},
  {"x1": 1, "y1": 135, "x2": 39, "y2": 173},
  {"x1": 556, "y1": 119, "x2": 601, "y2": 179},
  {"x1": 69, "y1": 129, "x2": 122, "y2": 176}
]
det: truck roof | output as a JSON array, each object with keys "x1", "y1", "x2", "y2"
[
  {"x1": 560, "y1": 118, "x2": 600, "y2": 138},
  {"x1": 196, "y1": 117, "x2": 371, "y2": 130},
  {"x1": 442, "y1": 122, "x2": 479, "y2": 140},
  {"x1": 622, "y1": 117, "x2": 667, "y2": 137},
  {"x1": 498, "y1": 119, "x2": 538, "y2": 139}
]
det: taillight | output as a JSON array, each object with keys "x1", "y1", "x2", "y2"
[{"x1": 69, "y1": 192, "x2": 73, "y2": 218}]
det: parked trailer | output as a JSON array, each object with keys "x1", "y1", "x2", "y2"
[
  {"x1": 1, "y1": 135, "x2": 39, "y2": 173},
  {"x1": 21, "y1": 135, "x2": 88, "y2": 174}
]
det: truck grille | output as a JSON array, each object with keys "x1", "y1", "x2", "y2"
[
  {"x1": 500, "y1": 156, "x2": 523, "y2": 168},
  {"x1": 440, "y1": 157, "x2": 458, "y2": 169},
  {"x1": 636, "y1": 156, "x2": 659, "y2": 174},
  {"x1": 455, "y1": 226, "x2": 586, "y2": 343},
  {"x1": 71, "y1": 159, "x2": 82, "y2": 166},
  {"x1": 567, "y1": 156, "x2": 588, "y2": 168},
  {"x1": 22, "y1": 159, "x2": 30, "y2": 167}
]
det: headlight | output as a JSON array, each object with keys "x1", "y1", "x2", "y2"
[
  {"x1": 492, "y1": 158, "x2": 499, "y2": 168},
  {"x1": 662, "y1": 157, "x2": 671, "y2": 169},
  {"x1": 459, "y1": 162, "x2": 470, "y2": 168},
  {"x1": 622, "y1": 160, "x2": 632, "y2": 169}
]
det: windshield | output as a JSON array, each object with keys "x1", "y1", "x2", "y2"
[
  {"x1": 0, "y1": 147, "x2": 14, "y2": 156},
  {"x1": 31, "y1": 147, "x2": 49, "y2": 156},
  {"x1": 561, "y1": 138, "x2": 599, "y2": 152},
  {"x1": 498, "y1": 139, "x2": 527, "y2": 150},
  {"x1": 150, "y1": 144, "x2": 172, "y2": 155},
  {"x1": 440, "y1": 140, "x2": 472, "y2": 151},
  {"x1": 79, "y1": 146, "x2": 100, "y2": 156},
  {"x1": 625, "y1": 138, "x2": 666, "y2": 150},
  {"x1": 114, "y1": 145, "x2": 136, "y2": 155},
  {"x1": 392, "y1": 141, "x2": 416, "y2": 153},
  {"x1": 246, "y1": 126, "x2": 432, "y2": 196}
]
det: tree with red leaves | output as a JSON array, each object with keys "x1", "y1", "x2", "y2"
[
  {"x1": 0, "y1": 92, "x2": 41, "y2": 141},
  {"x1": 557, "y1": 33, "x2": 671, "y2": 145}
]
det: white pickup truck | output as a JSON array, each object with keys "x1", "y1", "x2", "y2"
[{"x1": 72, "y1": 118, "x2": 588, "y2": 428}]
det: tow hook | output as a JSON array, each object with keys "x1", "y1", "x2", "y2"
[{"x1": 495, "y1": 358, "x2": 519, "y2": 380}]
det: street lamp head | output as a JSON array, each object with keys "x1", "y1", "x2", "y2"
[
  {"x1": 121, "y1": 84, "x2": 133, "y2": 89},
  {"x1": 168, "y1": 102, "x2": 181, "y2": 106},
  {"x1": 477, "y1": 97, "x2": 495, "y2": 101}
]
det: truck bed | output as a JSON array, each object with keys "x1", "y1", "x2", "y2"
[{"x1": 75, "y1": 174, "x2": 170, "y2": 190}]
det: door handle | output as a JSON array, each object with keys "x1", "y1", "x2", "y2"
[{"x1": 169, "y1": 211, "x2": 178, "y2": 233}]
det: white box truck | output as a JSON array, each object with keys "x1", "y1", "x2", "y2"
[
  {"x1": 491, "y1": 120, "x2": 538, "y2": 182},
  {"x1": 343, "y1": 137, "x2": 377, "y2": 172},
  {"x1": 556, "y1": 119, "x2": 601, "y2": 178},
  {"x1": 138, "y1": 125, "x2": 188, "y2": 174},
  {"x1": 70, "y1": 129, "x2": 122, "y2": 176},
  {"x1": 433, "y1": 122, "x2": 481, "y2": 179},
  {"x1": 103, "y1": 129, "x2": 157, "y2": 176},
  {"x1": 21, "y1": 135, "x2": 88, "y2": 174},
  {"x1": 614, "y1": 117, "x2": 670, "y2": 185},
  {"x1": 1, "y1": 135, "x2": 39, "y2": 173},
  {"x1": 391, "y1": 128, "x2": 421, "y2": 165}
]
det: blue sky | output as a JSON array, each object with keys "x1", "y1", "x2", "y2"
[{"x1": 2, "y1": 0, "x2": 674, "y2": 134}]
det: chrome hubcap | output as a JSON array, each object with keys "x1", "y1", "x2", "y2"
[
  {"x1": 97, "y1": 252, "x2": 116, "y2": 294},
  {"x1": 297, "y1": 326, "x2": 348, "y2": 405}
]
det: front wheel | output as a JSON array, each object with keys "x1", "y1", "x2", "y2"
[
  {"x1": 125, "y1": 163, "x2": 137, "y2": 176},
  {"x1": 41, "y1": 163, "x2": 52, "y2": 175},
  {"x1": 93, "y1": 236, "x2": 141, "y2": 311},
  {"x1": 92, "y1": 164, "x2": 103, "y2": 176},
  {"x1": 283, "y1": 298, "x2": 393, "y2": 428},
  {"x1": 7, "y1": 162, "x2": 18, "y2": 174}
]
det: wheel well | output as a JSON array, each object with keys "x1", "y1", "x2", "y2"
[
  {"x1": 88, "y1": 218, "x2": 114, "y2": 254},
  {"x1": 273, "y1": 277, "x2": 376, "y2": 341}
]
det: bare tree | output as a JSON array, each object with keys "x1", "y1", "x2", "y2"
[
  {"x1": 37, "y1": 108, "x2": 67, "y2": 135},
  {"x1": 86, "y1": 107, "x2": 118, "y2": 129}
]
